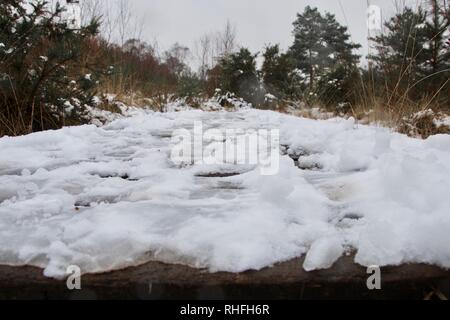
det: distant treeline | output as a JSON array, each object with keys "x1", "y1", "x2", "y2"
[{"x1": 0, "y1": 0, "x2": 449, "y2": 137}]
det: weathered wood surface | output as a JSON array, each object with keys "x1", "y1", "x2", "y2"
[{"x1": 0, "y1": 256, "x2": 449, "y2": 299}]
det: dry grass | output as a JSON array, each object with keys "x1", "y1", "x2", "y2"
[{"x1": 350, "y1": 95, "x2": 450, "y2": 138}]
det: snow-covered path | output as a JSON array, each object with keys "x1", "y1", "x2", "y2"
[{"x1": 1, "y1": 109, "x2": 450, "y2": 278}]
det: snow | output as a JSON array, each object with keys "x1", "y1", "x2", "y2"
[
  {"x1": 63, "y1": 101, "x2": 74, "y2": 113},
  {"x1": 303, "y1": 237, "x2": 344, "y2": 272},
  {"x1": 265, "y1": 93, "x2": 277, "y2": 101},
  {"x1": 0, "y1": 109, "x2": 449, "y2": 278},
  {"x1": 435, "y1": 116, "x2": 450, "y2": 128}
]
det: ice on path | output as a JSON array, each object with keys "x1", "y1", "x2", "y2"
[{"x1": 0, "y1": 109, "x2": 450, "y2": 278}]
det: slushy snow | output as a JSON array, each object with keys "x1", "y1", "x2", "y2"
[{"x1": 0, "y1": 109, "x2": 449, "y2": 278}]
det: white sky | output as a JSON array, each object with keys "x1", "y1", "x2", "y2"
[{"x1": 97, "y1": 0, "x2": 424, "y2": 66}]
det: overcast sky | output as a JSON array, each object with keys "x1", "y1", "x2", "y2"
[{"x1": 113, "y1": 0, "x2": 423, "y2": 66}]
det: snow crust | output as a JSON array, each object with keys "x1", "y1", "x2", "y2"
[{"x1": 0, "y1": 109, "x2": 449, "y2": 278}]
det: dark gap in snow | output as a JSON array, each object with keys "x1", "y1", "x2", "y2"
[
  {"x1": 281, "y1": 144, "x2": 323, "y2": 170},
  {"x1": 349, "y1": 167, "x2": 368, "y2": 173},
  {"x1": 340, "y1": 213, "x2": 364, "y2": 221},
  {"x1": 90, "y1": 173, "x2": 139, "y2": 181},
  {"x1": 74, "y1": 201, "x2": 91, "y2": 208},
  {"x1": 75, "y1": 195, "x2": 124, "y2": 208},
  {"x1": 103, "y1": 152, "x2": 135, "y2": 160},
  {"x1": 195, "y1": 172, "x2": 242, "y2": 178},
  {"x1": 153, "y1": 131, "x2": 174, "y2": 139}
]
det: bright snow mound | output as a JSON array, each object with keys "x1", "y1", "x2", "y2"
[{"x1": 0, "y1": 109, "x2": 449, "y2": 278}]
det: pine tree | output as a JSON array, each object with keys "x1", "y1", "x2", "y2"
[
  {"x1": 371, "y1": 8, "x2": 428, "y2": 91},
  {"x1": 322, "y1": 13, "x2": 360, "y2": 67},
  {"x1": 261, "y1": 44, "x2": 296, "y2": 99},
  {"x1": 289, "y1": 6, "x2": 360, "y2": 104},
  {"x1": 422, "y1": 0, "x2": 450, "y2": 92},
  {"x1": 289, "y1": 7, "x2": 360, "y2": 89},
  {"x1": 0, "y1": 0, "x2": 101, "y2": 136},
  {"x1": 215, "y1": 48, "x2": 261, "y2": 104},
  {"x1": 289, "y1": 6, "x2": 326, "y2": 92},
  {"x1": 371, "y1": 4, "x2": 449, "y2": 102}
]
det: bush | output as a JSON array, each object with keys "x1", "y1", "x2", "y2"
[
  {"x1": 398, "y1": 109, "x2": 450, "y2": 138},
  {"x1": 213, "y1": 48, "x2": 264, "y2": 106},
  {"x1": 0, "y1": 0, "x2": 101, "y2": 136},
  {"x1": 316, "y1": 64, "x2": 361, "y2": 107}
]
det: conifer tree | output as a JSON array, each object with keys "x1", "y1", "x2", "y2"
[
  {"x1": 371, "y1": 8, "x2": 428, "y2": 88},
  {"x1": 289, "y1": 6, "x2": 360, "y2": 105},
  {"x1": 370, "y1": 4, "x2": 450, "y2": 102},
  {"x1": 422, "y1": 0, "x2": 450, "y2": 92},
  {"x1": 0, "y1": 0, "x2": 101, "y2": 135},
  {"x1": 216, "y1": 48, "x2": 260, "y2": 103},
  {"x1": 261, "y1": 44, "x2": 296, "y2": 99}
]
